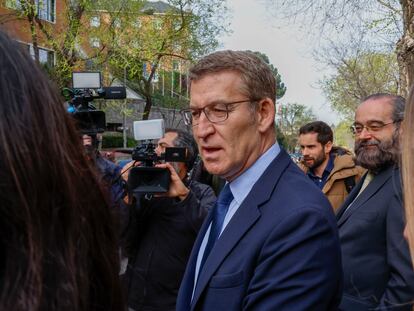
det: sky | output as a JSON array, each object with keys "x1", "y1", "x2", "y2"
[{"x1": 218, "y1": 0, "x2": 341, "y2": 125}]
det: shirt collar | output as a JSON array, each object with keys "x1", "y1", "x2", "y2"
[
  {"x1": 229, "y1": 143, "x2": 281, "y2": 206},
  {"x1": 325, "y1": 153, "x2": 335, "y2": 174}
]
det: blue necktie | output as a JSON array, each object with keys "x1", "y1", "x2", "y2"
[{"x1": 199, "y1": 183, "x2": 233, "y2": 270}]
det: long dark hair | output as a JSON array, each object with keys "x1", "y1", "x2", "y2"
[{"x1": 0, "y1": 31, "x2": 124, "y2": 310}]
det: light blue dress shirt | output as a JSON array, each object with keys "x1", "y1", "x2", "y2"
[{"x1": 192, "y1": 142, "x2": 281, "y2": 298}]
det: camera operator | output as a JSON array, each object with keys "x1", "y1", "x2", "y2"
[{"x1": 122, "y1": 128, "x2": 216, "y2": 311}]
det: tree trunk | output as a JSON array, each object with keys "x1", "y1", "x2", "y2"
[
  {"x1": 25, "y1": 0, "x2": 40, "y2": 64},
  {"x1": 143, "y1": 95, "x2": 152, "y2": 120},
  {"x1": 396, "y1": 0, "x2": 414, "y2": 97}
]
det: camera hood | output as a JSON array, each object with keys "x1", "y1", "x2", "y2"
[{"x1": 128, "y1": 166, "x2": 171, "y2": 194}]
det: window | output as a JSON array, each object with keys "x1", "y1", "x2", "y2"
[
  {"x1": 37, "y1": 0, "x2": 55, "y2": 22},
  {"x1": 6, "y1": 0, "x2": 55, "y2": 22},
  {"x1": 90, "y1": 16, "x2": 100, "y2": 27},
  {"x1": 38, "y1": 47, "x2": 54, "y2": 66},
  {"x1": 89, "y1": 37, "x2": 100, "y2": 48},
  {"x1": 21, "y1": 43, "x2": 55, "y2": 67}
]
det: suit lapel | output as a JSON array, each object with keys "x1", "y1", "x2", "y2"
[
  {"x1": 336, "y1": 172, "x2": 366, "y2": 220},
  {"x1": 177, "y1": 210, "x2": 214, "y2": 311},
  {"x1": 337, "y1": 166, "x2": 393, "y2": 227},
  {"x1": 190, "y1": 149, "x2": 292, "y2": 308}
]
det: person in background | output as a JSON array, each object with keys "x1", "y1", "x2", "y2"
[
  {"x1": 298, "y1": 121, "x2": 365, "y2": 212},
  {"x1": 402, "y1": 86, "x2": 414, "y2": 264},
  {"x1": 176, "y1": 50, "x2": 342, "y2": 311},
  {"x1": 0, "y1": 30, "x2": 123, "y2": 310},
  {"x1": 122, "y1": 128, "x2": 215, "y2": 311},
  {"x1": 83, "y1": 134, "x2": 126, "y2": 208},
  {"x1": 336, "y1": 93, "x2": 414, "y2": 310}
]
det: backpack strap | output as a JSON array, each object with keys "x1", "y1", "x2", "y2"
[{"x1": 344, "y1": 175, "x2": 356, "y2": 194}]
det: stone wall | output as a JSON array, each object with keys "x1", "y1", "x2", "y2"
[{"x1": 103, "y1": 99, "x2": 189, "y2": 136}]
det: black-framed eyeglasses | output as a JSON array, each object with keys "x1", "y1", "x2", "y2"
[
  {"x1": 350, "y1": 120, "x2": 397, "y2": 135},
  {"x1": 180, "y1": 99, "x2": 259, "y2": 126}
]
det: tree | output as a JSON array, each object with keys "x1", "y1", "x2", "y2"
[
  {"x1": 248, "y1": 50, "x2": 287, "y2": 99},
  {"x1": 266, "y1": 0, "x2": 414, "y2": 96},
  {"x1": 277, "y1": 103, "x2": 317, "y2": 152},
  {"x1": 0, "y1": 0, "x2": 143, "y2": 87},
  {"x1": 333, "y1": 120, "x2": 355, "y2": 151},
  {"x1": 106, "y1": 0, "x2": 229, "y2": 119},
  {"x1": 275, "y1": 124, "x2": 288, "y2": 149},
  {"x1": 320, "y1": 51, "x2": 400, "y2": 119}
]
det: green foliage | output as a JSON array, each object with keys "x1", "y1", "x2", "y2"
[
  {"x1": 248, "y1": 50, "x2": 287, "y2": 99},
  {"x1": 107, "y1": 0, "x2": 229, "y2": 119},
  {"x1": 277, "y1": 103, "x2": 317, "y2": 152},
  {"x1": 275, "y1": 124, "x2": 288, "y2": 149},
  {"x1": 152, "y1": 91, "x2": 188, "y2": 110},
  {"x1": 320, "y1": 52, "x2": 399, "y2": 120},
  {"x1": 333, "y1": 120, "x2": 354, "y2": 151},
  {"x1": 102, "y1": 133, "x2": 137, "y2": 148}
]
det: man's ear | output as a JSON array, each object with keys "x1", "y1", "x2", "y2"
[
  {"x1": 324, "y1": 141, "x2": 333, "y2": 154},
  {"x1": 256, "y1": 98, "x2": 276, "y2": 133}
]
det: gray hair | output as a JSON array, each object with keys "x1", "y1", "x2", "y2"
[
  {"x1": 165, "y1": 128, "x2": 198, "y2": 170},
  {"x1": 361, "y1": 93, "x2": 405, "y2": 124},
  {"x1": 189, "y1": 50, "x2": 276, "y2": 102}
]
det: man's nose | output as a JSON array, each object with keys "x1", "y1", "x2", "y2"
[
  {"x1": 358, "y1": 127, "x2": 373, "y2": 140},
  {"x1": 194, "y1": 112, "x2": 214, "y2": 139},
  {"x1": 302, "y1": 148, "x2": 310, "y2": 156}
]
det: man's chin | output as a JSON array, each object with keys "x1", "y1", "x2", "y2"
[{"x1": 303, "y1": 161, "x2": 314, "y2": 168}]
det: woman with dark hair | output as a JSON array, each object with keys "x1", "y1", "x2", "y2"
[
  {"x1": 403, "y1": 85, "x2": 414, "y2": 265},
  {"x1": 0, "y1": 31, "x2": 124, "y2": 310}
]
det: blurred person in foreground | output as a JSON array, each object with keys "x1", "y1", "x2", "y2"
[
  {"x1": 336, "y1": 93, "x2": 414, "y2": 310},
  {"x1": 122, "y1": 128, "x2": 215, "y2": 311},
  {"x1": 298, "y1": 121, "x2": 365, "y2": 213},
  {"x1": 403, "y1": 86, "x2": 414, "y2": 265},
  {"x1": 0, "y1": 30, "x2": 124, "y2": 310},
  {"x1": 176, "y1": 50, "x2": 342, "y2": 311}
]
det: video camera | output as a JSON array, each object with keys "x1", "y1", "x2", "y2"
[
  {"x1": 128, "y1": 119, "x2": 187, "y2": 194},
  {"x1": 64, "y1": 72, "x2": 126, "y2": 135}
]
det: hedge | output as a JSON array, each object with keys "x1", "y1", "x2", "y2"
[{"x1": 102, "y1": 133, "x2": 137, "y2": 148}]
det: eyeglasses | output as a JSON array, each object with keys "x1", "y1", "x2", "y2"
[
  {"x1": 180, "y1": 99, "x2": 258, "y2": 126},
  {"x1": 350, "y1": 121, "x2": 397, "y2": 135}
]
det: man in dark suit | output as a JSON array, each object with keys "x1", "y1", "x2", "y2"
[
  {"x1": 336, "y1": 93, "x2": 414, "y2": 311},
  {"x1": 176, "y1": 50, "x2": 343, "y2": 311}
]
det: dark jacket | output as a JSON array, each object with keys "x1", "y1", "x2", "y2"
[
  {"x1": 337, "y1": 166, "x2": 414, "y2": 310},
  {"x1": 177, "y1": 149, "x2": 342, "y2": 311},
  {"x1": 95, "y1": 155, "x2": 126, "y2": 206},
  {"x1": 125, "y1": 181, "x2": 216, "y2": 311}
]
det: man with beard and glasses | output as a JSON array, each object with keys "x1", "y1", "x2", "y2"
[
  {"x1": 336, "y1": 93, "x2": 414, "y2": 311},
  {"x1": 298, "y1": 121, "x2": 365, "y2": 212}
]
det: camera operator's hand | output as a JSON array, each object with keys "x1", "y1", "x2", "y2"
[
  {"x1": 121, "y1": 160, "x2": 141, "y2": 182},
  {"x1": 155, "y1": 163, "x2": 189, "y2": 201}
]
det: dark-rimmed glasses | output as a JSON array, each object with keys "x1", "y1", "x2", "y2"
[
  {"x1": 350, "y1": 121, "x2": 397, "y2": 135},
  {"x1": 180, "y1": 99, "x2": 258, "y2": 126}
]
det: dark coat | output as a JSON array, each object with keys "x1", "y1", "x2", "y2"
[
  {"x1": 126, "y1": 181, "x2": 216, "y2": 311},
  {"x1": 177, "y1": 149, "x2": 343, "y2": 311},
  {"x1": 336, "y1": 166, "x2": 414, "y2": 311}
]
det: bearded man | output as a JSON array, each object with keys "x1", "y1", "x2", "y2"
[
  {"x1": 336, "y1": 93, "x2": 414, "y2": 311},
  {"x1": 298, "y1": 121, "x2": 365, "y2": 212}
]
